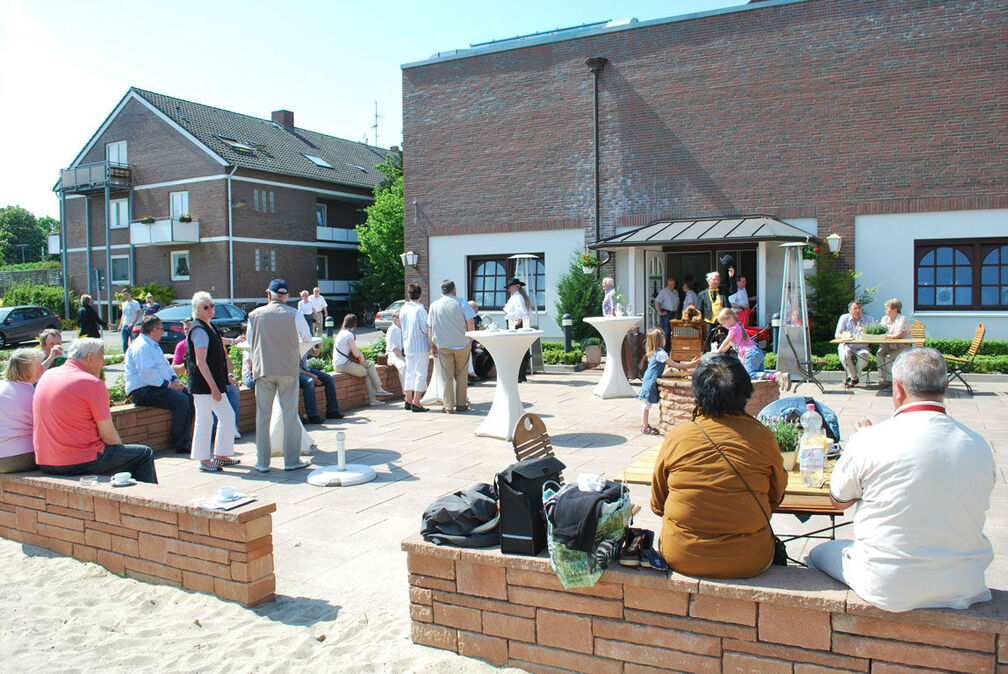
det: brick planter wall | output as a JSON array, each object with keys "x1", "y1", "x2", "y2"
[
  {"x1": 114, "y1": 363, "x2": 407, "y2": 451},
  {"x1": 403, "y1": 536, "x2": 1008, "y2": 672},
  {"x1": 0, "y1": 474, "x2": 276, "y2": 606},
  {"x1": 656, "y1": 377, "x2": 780, "y2": 434}
]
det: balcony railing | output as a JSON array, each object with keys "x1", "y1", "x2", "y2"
[
  {"x1": 130, "y1": 217, "x2": 200, "y2": 246},
  {"x1": 48, "y1": 233, "x2": 61, "y2": 255},
  {"x1": 57, "y1": 161, "x2": 133, "y2": 193},
  {"x1": 316, "y1": 226, "x2": 359, "y2": 244},
  {"x1": 317, "y1": 280, "x2": 351, "y2": 296}
]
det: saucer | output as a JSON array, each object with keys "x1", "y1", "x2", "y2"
[
  {"x1": 110, "y1": 479, "x2": 136, "y2": 488},
  {"x1": 216, "y1": 493, "x2": 242, "y2": 502}
]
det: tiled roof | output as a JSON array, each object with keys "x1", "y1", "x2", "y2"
[{"x1": 132, "y1": 87, "x2": 389, "y2": 190}]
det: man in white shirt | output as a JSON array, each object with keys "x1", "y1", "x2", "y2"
[
  {"x1": 119, "y1": 289, "x2": 141, "y2": 353},
  {"x1": 728, "y1": 276, "x2": 754, "y2": 312},
  {"x1": 428, "y1": 280, "x2": 475, "y2": 413},
  {"x1": 808, "y1": 348, "x2": 995, "y2": 613},
  {"x1": 601, "y1": 277, "x2": 616, "y2": 316},
  {"x1": 653, "y1": 277, "x2": 680, "y2": 345},
  {"x1": 310, "y1": 287, "x2": 328, "y2": 336},
  {"x1": 834, "y1": 300, "x2": 876, "y2": 388},
  {"x1": 125, "y1": 315, "x2": 193, "y2": 454},
  {"x1": 399, "y1": 283, "x2": 431, "y2": 412},
  {"x1": 385, "y1": 315, "x2": 407, "y2": 392}
]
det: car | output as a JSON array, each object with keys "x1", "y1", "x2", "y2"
[
  {"x1": 373, "y1": 299, "x2": 405, "y2": 331},
  {"x1": 131, "y1": 302, "x2": 247, "y2": 353},
  {"x1": 0, "y1": 305, "x2": 63, "y2": 348}
]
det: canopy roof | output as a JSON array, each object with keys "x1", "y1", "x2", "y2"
[{"x1": 589, "y1": 215, "x2": 813, "y2": 249}]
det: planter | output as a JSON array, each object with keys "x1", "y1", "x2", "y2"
[
  {"x1": 376, "y1": 353, "x2": 388, "y2": 365},
  {"x1": 178, "y1": 215, "x2": 193, "y2": 223},
  {"x1": 781, "y1": 450, "x2": 797, "y2": 472},
  {"x1": 584, "y1": 344, "x2": 602, "y2": 367},
  {"x1": 139, "y1": 217, "x2": 154, "y2": 225},
  {"x1": 582, "y1": 265, "x2": 595, "y2": 274}
]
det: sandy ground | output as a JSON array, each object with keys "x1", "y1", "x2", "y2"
[{"x1": 2, "y1": 367, "x2": 1006, "y2": 672}]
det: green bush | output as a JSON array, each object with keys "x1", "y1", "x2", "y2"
[
  {"x1": 544, "y1": 347, "x2": 583, "y2": 365},
  {"x1": 541, "y1": 341, "x2": 565, "y2": 352},
  {"x1": 0, "y1": 260, "x2": 61, "y2": 272},
  {"x1": 971, "y1": 355, "x2": 1008, "y2": 374},
  {"x1": 554, "y1": 253, "x2": 603, "y2": 342},
  {"x1": 1, "y1": 281, "x2": 78, "y2": 320},
  {"x1": 805, "y1": 252, "x2": 876, "y2": 344},
  {"x1": 108, "y1": 376, "x2": 129, "y2": 405},
  {"x1": 228, "y1": 345, "x2": 244, "y2": 379},
  {"x1": 318, "y1": 336, "x2": 334, "y2": 362},
  {"x1": 863, "y1": 324, "x2": 888, "y2": 335},
  {"x1": 124, "y1": 281, "x2": 175, "y2": 308},
  {"x1": 925, "y1": 338, "x2": 1008, "y2": 357},
  {"x1": 360, "y1": 334, "x2": 386, "y2": 362},
  {"x1": 306, "y1": 357, "x2": 327, "y2": 370}
]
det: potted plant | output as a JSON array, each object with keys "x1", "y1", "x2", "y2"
[
  {"x1": 139, "y1": 214, "x2": 155, "y2": 225},
  {"x1": 578, "y1": 250, "x2": 600, "y2": 274},
  {"x1": 864, "y1": 323, "x2": 888, "y2": 335},
  {"x1": 581, "y1": 337, "x2": 603, "y2": 367},
  {"x1": 178, "y1": 213, "x2": 193, "y2": 223},
  {"x1": 762, "y1": 416, "x2": 801, "y2": 471}
]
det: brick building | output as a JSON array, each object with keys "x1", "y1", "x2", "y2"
[
  {"x1": 54, "y1": 87, "x2": 392, "y2": 318},
  {"x1": 402, "y1": 0, "x2": 1007, "y2": 339}
]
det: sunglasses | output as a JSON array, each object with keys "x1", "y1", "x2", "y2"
[{"x1": 202, "y1": 304, "x2": 214, "y2": 310}]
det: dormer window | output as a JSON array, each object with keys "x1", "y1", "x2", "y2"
[{"x1": 302, "y1": 153, "x2": 333, "y2": 168}]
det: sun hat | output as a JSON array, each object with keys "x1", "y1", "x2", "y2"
[{"x1": 504, "y1": 278, "x2": 525, "y2": 288}]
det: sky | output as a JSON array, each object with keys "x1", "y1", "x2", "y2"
[{"x1": 0, "y1": 0, "x2": 745, "y2": 219}]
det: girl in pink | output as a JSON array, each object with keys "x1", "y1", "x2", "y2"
[{"x1": 713, "y1": 308, "x2": 789, "y2": 390}]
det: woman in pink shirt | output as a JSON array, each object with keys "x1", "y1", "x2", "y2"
[{"x1": 0, "y1": 348, "x2": 44, "y2": 473}]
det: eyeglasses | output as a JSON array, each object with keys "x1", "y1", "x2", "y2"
[{"x1": 202, "y1": 304, "x2": 213, "y2": 310}]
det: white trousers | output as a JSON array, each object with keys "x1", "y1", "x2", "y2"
[
  {"x1": 388, "y1": 352, "x2": 407, "y2": 391},
  {"x1": 191, "y1": 392, "x2": 235, "y2": 462},
  {"x1": 404, "y1": 353, "x2": 428, "y2": 392}
]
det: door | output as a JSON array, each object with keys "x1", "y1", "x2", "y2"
[
  {"x1": 5, "y1": 308, "x2": 27, "y2": 341},
  {"x1": 644, "y1": 250, "x2": 664, "y2": 330}
]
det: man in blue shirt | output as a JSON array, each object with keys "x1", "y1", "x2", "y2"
[{"x1": 125, "y1": 315, "x2": 194, "y2": 453}]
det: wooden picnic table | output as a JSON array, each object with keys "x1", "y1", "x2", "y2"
[
  {"x1": 830, "y1": 335, "x2": 924, "y2": 345},
  {"x1": 774, "y1": 458, "x2": 851, "y2": 541}
]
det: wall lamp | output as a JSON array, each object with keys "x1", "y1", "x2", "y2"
[
  {"x1": 400, "y1": 250, "x2": 419, "y2": 269},
  {"x1": 825, "y1": 232, "x2": 842, "y2": 254}
]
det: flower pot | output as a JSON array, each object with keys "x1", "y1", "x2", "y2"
[
  {"x1": 781, "y1": 450, "x2": 797, "y2": 472},
  {"x1": 582, "y1": 265, "x2": 595, "y2": 274},
  {"x1": 584, "y1": 344, "x2": 602, "y2": 367}
]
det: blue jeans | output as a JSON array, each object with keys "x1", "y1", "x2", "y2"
[
  {"x1": 129, "y1": 384, "x2": 194, "y2": 453},
  {"x1": 39, "y1": 443, "x2": 158, "y2": 484},
  {"x1": 659, "y1": 311, "x2": 673, "y2": 347},
  {"x1": 807, "y1": 539, "x2": 853, "y2": 586},
  {"x1": 121, "y1": 326, "x2": 134, "y2": 353},
  {"x1": 299, "y1": 368, "x2": 339, "y2": 417}
]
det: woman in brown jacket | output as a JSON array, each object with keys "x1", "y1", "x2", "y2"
[{"x1": 651, "y1": 353, "x2": 787, "y2": 577}]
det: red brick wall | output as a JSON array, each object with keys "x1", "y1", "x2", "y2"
[
  {"x1": 403, "y1": 537, "x2": 1008, "y2": 672},
  {"x1": 402, "y1": 0, "x2": 1008, "y2": 269},
  {"x1": 0, "y1": 474, "x2": 276, "y2": 607}
]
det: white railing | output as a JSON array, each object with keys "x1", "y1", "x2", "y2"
[
  {"x1": 317, "y1": 280, "x2": 351, "y2": 296},
  {"x1": 130, "y1": 218, "x2": 200, "y2": 246},
  {"x1": 316, "y1": 226, "x2": 359, "y2": 244},
  {"x1": 48, "y1": 233, "x2": 61, "y2": 255}
]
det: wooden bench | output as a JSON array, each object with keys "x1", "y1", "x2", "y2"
[
  {"x1": 0, "y1": 473, "x2": 276, "y2": 607},
  {"x1": 403, "y1": 535, "x2": 1008, "y2": 672}
]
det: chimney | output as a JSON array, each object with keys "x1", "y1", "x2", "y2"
[{"x1": 271, "y1": 109, "x2": 294, "y2": 128}]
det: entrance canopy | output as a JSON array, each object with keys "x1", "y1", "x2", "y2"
[{"x1": 589, "y1": 215, "x2": 812, "y2": 249}]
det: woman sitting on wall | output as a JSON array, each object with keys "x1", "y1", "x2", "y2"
[
  {"x1": 332, "y1": 314, "x2": 393, "y2": 405},
  {"x1": 0, "y1": 348, "x2": 44, "y2": 473},
  {"x1": 651, "y1": 353, "x2": 786, "y2": 577}
]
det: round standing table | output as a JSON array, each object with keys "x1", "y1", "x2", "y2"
[
  {"x1": 584, "y1": 315, "x2": 643, "y2": 399},
  {"x1": 466, "y1": 328, "x2": 542, "y2": 441}
]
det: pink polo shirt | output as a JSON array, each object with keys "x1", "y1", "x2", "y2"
[{"x1": 33, "y1": 360, "x2": 111, "y2": 466}]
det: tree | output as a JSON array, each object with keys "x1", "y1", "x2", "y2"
[
  {"x1": 806, "y1": 250, "x2": 877, "y2": 348},
  {"x1": 0, "y1": 206, "x2": 48, "y2": 264},
  {"x1": 555, "y1": 252, "x2": 604, "y2": 341},
  {"x1": 350, "y1": 153, "x2": 404, "y2": 315}
]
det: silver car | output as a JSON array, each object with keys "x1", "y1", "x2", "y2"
[{"x1": 373, "y1": 299, "x2": 405, "y2": 331}]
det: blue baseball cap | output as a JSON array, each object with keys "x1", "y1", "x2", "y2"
[{"x1": 267, "y1": 279, "x2": 289, "y2": 294}]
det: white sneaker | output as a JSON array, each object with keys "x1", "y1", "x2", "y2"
[
  {"x1": 369, "y1": 399, "x2": 385, "y2": 406},
  {"x1": 375, "y1": 389, "x2": 393, "y2": 397},
  {"x1": 233, "y1": 430, "x2": 242, "y2": 439}
]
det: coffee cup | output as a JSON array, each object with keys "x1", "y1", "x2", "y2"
[
  {"x1": 218, "y1": 486, "x2": 236, "y2": 500},
  {"x1": 112, "y1": 472, "x2": 131, "y2": 485}
]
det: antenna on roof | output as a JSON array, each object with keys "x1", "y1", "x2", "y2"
[{"x1": 370, "y1": 101, "x2": 383, "y2": 147}]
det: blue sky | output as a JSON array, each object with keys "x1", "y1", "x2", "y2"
[{"x1": 0, "y1": 0, "x2": 744, "y2": 219}]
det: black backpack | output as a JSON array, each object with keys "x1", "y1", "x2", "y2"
[{"x1": 495, "y1": 456, "x2": 565, "y2": 555}]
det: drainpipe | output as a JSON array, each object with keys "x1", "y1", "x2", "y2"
[
  {"x1": 226, "y1": 166, "x2": 238, "y2": 302},
  {"x1": 584, "y1": 57, "x2": 608, "y2": 276},
  {"x1": 104, "y1": 182, "x2": 112, "y2": 323},
  {"x1": 84, "y1": 196, "x2": 92, "y2": 296},
  {"x1": 59, "y1": 191, "x2": 69, "y2": 319}
]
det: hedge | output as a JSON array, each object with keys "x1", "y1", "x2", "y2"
[
  {"x1": 767, "y1": 349, "x2": 1007, "y2": 374},
  {"x1": 1, "y1": 281, "x2": 78, "y2": 319}
]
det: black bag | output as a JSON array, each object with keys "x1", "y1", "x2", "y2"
[
  {"x1": 421, "y1": 483, "x2": 500, "y2": 548},
  {"x1": 495, "y1": 456, "x2": 565, "y2": 555}
]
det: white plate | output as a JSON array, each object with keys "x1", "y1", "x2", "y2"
[{"x1": 110, "y1": 479, "x2": 136, "y2": 487}]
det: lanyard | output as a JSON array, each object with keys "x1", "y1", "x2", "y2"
[{"x1": 893, "y1": 402, "x2": 946, "y2": 416}]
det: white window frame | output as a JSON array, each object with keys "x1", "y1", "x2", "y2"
[
  {"x1": 170, "y1": 191, "x2": 189, "y2": 219},
  {"x1": 316, "y1": 203, "x2": 327, "y2": 226},
  {"x1": 269, "y1": 191, "x2": 275, "y2": 213},
  {"x1": 171, "y1": 250, "x2": 191, "y2": 281},
  {"x1": 106, "y1": 140, "x2": 127, "y2": 166},
  {"x1": 110, "y1": 198, "x2": 129, "y2": 229},
  {"x1": 110, "y1": 254, "x2": 131, "y2": 284},
  {"x1": 255, "y1": 249, "x2": 261, "y2": 272}
]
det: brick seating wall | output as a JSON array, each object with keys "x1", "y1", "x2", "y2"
[
  {"x1": 657, "y1": 377, "x2": 780, "y2": 434},
  {"x1": 403, "y1": 536, "x2": 1008, "y2": 672},
  {"x1": 0, "y1": 474, "x2": 276, "y2": 606},
  {"x1": 115, "y1": 363, "x2": 406, "y2": 451}
]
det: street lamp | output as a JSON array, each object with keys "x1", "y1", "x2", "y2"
[{"x1": 14, "y1": 243, "x2": 28, "y2": 264}]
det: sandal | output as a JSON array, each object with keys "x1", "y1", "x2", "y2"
[
  {"x1": 641, "y1": 425, "x2": 661, "y2": 436},
  {"x1": 199, "y1": 461, "x2": 222, "y2": 473},
  {"x1": 213, "y1": 456, "x2": 240, "y2": 467}
]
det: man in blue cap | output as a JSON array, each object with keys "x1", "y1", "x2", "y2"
[{"x1": 246, "y1": 279, "x2": 313, "y2": 472}]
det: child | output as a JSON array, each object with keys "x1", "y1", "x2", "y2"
[
  {"x1": 638, "y1": 328, "x2": 698, "y2": 435},
  {"x1": 713, "y1": 308, "x2": 790, "y2": 391}
]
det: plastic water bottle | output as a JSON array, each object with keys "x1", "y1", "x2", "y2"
[{"x1": 799, "y1": 403, "x2": 826, "y2": 488}]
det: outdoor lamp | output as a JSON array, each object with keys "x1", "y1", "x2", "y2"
[
  {"x1": 400, "y1": 250, "x2": 419, "y2": 269},
  {"x1": 826, "y1": 232, "x2": 842, "y2": 254}
]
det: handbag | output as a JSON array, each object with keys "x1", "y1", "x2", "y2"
[
  {"x1": 691, "y1": 420, "x2": 792, "y2": 567},
  {"x1": 495, "y1": 456, "x2": 565, "y2": 555},
  {"x1": 335, "y1": 345, "x2": 364, "y2": 365}
]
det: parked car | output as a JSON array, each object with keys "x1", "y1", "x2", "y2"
[
  {"x1": 0, "y1": 305, "x2": 62, "y2": 348},
  {"x1": 131, "y1": 303, "x2": 247, "y2": 353},
  {"x1": 373, "y1": 299, "x2": 405, "y2": 331}
]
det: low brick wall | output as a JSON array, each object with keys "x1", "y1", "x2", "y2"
[
  {"x1": 403, "y1": 536, "x2": 1008, "y2": 672},
  {"x1": 656, "y1": 377, "x2": 780, "y2": 434},
  {"x1": 0, "y1": 473, "x2": 276, "y2": 607},
  {"x1": 115, "y1": 364, "x2": 405, "y2": 451}
]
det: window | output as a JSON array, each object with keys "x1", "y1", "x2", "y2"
[
  {"x1": 270, "y1": 250, "x2": 276, "y2": 272},
  {"x1": 915, "y1": 238, "x2": 1008, "y2": 311},
  {"x1": 255, "y1": 249, "x2": 261, "y2": 272},
  {"x1": 110, "y1": 198, "x2": 129, "y2": 228},
  {"x1": 469, "y1": 254, "x2": 545, "y2": 311},
  {"x1": 171, "y1": 250, "x2": 191, "y2": 281},
  {"x1": 216, "y1": 136, "x2": 255, "y2": 154},
  {"x1": 110, "y1": 255, "x2": 131, "y2": 284},
  {"x1": 316, "y1": 204, "x2": 327, "y2": 227},
  {"x1": 317, "y1": 254, "x2": 328, "y2": 280},
  {"x1": 170, "y1": 191, "x2": 189, "y2": 219},
  {"x1": 269, "y1": 191, "x2": 275, "y2": 213},
  {"x1": 302, "y1": 153, "x2": 333, "y2": 168},
  {"x1": 106, "y1": 141, "x2": 127, "y2": 166},
  {"x1": 253, "y1": 189, "x2": 274, "y2": 213},
  {"x1": 253, "y1": 190, "x2": 259, "y2": 212}
]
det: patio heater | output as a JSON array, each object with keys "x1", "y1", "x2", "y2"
[
  {"x1": 775, "y1": 243, "x2": 813, "y2": 385},
  {"x1": 509, "y1": 253, "x2": 544, "y2": 373}
]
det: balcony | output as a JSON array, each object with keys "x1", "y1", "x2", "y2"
[
  {"x1": 57, "y1": 161, "x2": 133, "y2": 194},
  {"x1": 130, "y1": 217, "x2": 200, "y2": 246},
  {"x1": 316, "y1": 226, "x2": 359, "y2": 244},
  {"x1": 48, "y1": 233, "x2": 61, "y2": 255},
  {"x1": 317, "y1": 280, "x2": 352, "y2": 296}
]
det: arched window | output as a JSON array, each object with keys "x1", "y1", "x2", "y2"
[
  {"x1": 915, "y1": 245, "x2": 971, "y2": 308},
  {"x1": 981, "y1": 245, "x2": 1008, "y2": 307},
  {"x1": 468, "y1": 254, "x2": 546, "y2": 310},
  {"x1": 471, "y1": 259, "x2": 507, "y2": 309}
]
